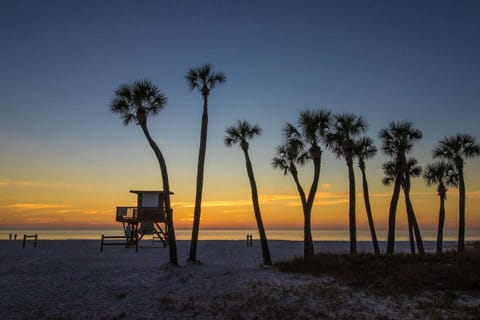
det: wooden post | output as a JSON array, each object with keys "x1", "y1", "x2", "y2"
[
  {"x1": 100, "y1": 234, "x2": 104, "y2": 252},
  {"x1": 23, "y1": 234, "x2": 38, "y2": 248}
]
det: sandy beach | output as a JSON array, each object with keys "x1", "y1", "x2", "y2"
[{"x1": 0, "y1": 239, "x2": 476, "y2": 320}]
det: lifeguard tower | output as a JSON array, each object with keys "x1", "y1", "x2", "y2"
[{"x1": 115, "y1": 190, "x2": 172, "y2": 247}]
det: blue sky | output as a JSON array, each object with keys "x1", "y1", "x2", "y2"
[{"x1": 1, "y1": 0, "x2": 479, "y2": 231}]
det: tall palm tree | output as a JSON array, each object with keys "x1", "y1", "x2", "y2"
[
  {"x1": 355, "y1": 137, "x2": 380, "y2": 254},
  {"x1": 185, "y1": 63, "x2": 226, "y2": 262},
  {"x1": 110, "y1": 79, "x2": 178, "y2": 265},
  {"x1": 381, "y1": 158, "x2": 423, "y2": 254},
  {"x1": 381, "y1": 159, "x2": 403, "y2": 253},
  {"x1": 272, "y1": 141, "x2": 312, "y2": 257},
  {"x1": 225, "y1": 120, "x2": 271, "y2": 265},
  {"x1": 380, "y1": 121, "x2": 424, "y2": 254},
  {"x1": 403, "y1": 157, "x2": 423, "y2": 254},
  {"x1": 433, "y1": 134, "x2": 480, "y2": 252},
  {"x1": 326, "y1": 113, "x2": 367, "y2": 254},
  {"x1": 283, "y1": 110, "x2": 331, "y2": 255},
  {"x1": 423, "y1": 161, "x2": 457, "y2": 253}
]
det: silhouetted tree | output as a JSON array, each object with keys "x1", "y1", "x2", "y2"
[
  {"x1": 355, "y1": 137, "x2": 380, "y2": 254},
  {"x1": 403, "y1": 157, "x2": 423, "y2": 254},
  {"x1": 433, "y1": 134, "x2": 480, "y2": 252},
  {"x1": 110, "y1": 79, "x2": 178, "y2": 264},
  {"x1": 380, "y1": 121, "x2": 424, "y2": 254},
  {"x1": 423, "y1": 161, "x2": 457, "y2": 253},
  {"x1": 326, "y1": 113, "x2": 367, "y2": 254},
  {"x1": 381, "y1": 158, "x2": 422, "y2": 254},
  {"x1": 185, "y1": 63, "x2": 226, "y2": 262},
  {"x1": 381, "y1": 159, "x2": 403, "y2": 253},
  {"x1": 282, "y1": 110, "x2": 331, "y2": 256},
  {"x1": 272, "y1": 141, "x2": 312, "y2": 257},
  {"x1": 225, "y1": 120, "x2": 271, "y2": 265}
]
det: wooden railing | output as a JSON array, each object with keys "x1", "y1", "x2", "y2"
[{"x1": 116, "y1": 207, "x2": 166, "y2": 222}]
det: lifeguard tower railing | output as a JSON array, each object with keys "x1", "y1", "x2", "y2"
[{"x1": 116, "y1": 207, "x2": 166, "y2": 222}]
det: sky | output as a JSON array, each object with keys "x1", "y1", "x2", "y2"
[{"x1": 1, "y1": 0, "x2": 480, "y2": 238}]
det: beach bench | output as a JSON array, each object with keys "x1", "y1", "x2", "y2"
[{"x1": 100, "y1": 235, "x2": 138, "y2": 252}]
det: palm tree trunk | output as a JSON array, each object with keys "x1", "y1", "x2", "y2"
[
  {"x1": 359, "y1": 160, "x2": 380, "y2": 254},
  {"x1": 304, "y1": 146, "x2": 321, "y2": 258},
  {"x1": 189, "y1": 94, "x2": 209, "y2": 262},
  {"x1": 306, "y1": 146, "x2": 322, "y2": 210},
  {"x1": 405, "y1": 194, "x2": 416, "y2": 255},
  {"x1": 140, "y1": 124, "x2": 178, "y2": 265},
  {"x1": 242, "y1": 147, "x2": 272, "y2": 265},
  {"x1": 404, "y1": 189, "x2": 425, "y2": 254},
  {"x1": 457, "y1": 165, "x2": 465, "y2": 252},
  {"x1": 386, "y1": 173, "x2": 402, "y2": 254},
  {"x1": 347, "y1": 156, "x2": 357, "y2": 254},
  {"x1": 290, "y1": 166, "x2": 314, "y2": 258},
  {"x1": 437, "y1": 188, "x2": 446, "y2": 254}
]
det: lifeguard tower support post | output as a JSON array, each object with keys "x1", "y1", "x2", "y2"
[{"x1": 115, "y1": 190, "x2": 172, "y2": 247}]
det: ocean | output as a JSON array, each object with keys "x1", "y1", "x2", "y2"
[{"x1": 1, "y1": 228, "x2": 479, "y2": 241}]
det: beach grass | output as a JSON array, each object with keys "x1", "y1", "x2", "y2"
[{"x1": 275, "y1": 242, "x2": 480, "y2": 295}]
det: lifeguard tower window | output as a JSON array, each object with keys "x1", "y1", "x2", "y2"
[{"x1": 115, "y1": 190, "x2": 173, "y2": 247}]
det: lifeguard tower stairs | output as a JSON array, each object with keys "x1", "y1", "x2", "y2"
[{"x1": 115, "y1": 190, "x2": 172, "y2": 247}]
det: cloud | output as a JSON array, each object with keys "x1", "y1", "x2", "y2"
[
  {"x1": 3, "y1": 203, "x2": 70, "y2": 211},
  {"x1": 173, "y1": 200, "x2": 252, "y2": 208},
  {"x1": 25, "y1": 217, "x2": 56, "y2": 224},
  {"x1": 173, "y1": 192, "x2": 349, "y2": 209},
  {"x1": 467, "y1": 191, "x2": 480, "y2": 198},
  {"x1": 0, "y1": 179, "x2": 73, "y2": 189}
]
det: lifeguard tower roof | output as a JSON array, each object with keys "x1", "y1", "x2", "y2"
[{"x1": 130, "y1": 190, "x2": 174, "y2": 195}]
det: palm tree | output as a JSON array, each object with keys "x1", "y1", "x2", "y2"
[
  {"x1": 272, "y1": 141, "x2": 312, "y2": 257},
  {"x1": 433, "y1": 134, "x2": 480, "y2": 252},
  {"x1": 381, "y1": 157, "x2": 423, "y2": 254},
  {"x1": 380, "y1": 121, "x2": 424, "y2": 254},
  {"x1": 185, "y1": 63, "x2": 226, "y2": 262},
  {"x1": 403, "y1": 157, "x2": 423, "y2": 254},
  {"x1": 225, "y1": 120, "x2": 271, "y2": 265},
  {"x1": 326, "y1": 113, "x2": 367, "y2": 254},
  {"x1": 110, "y1": 79, "x2": 178, "y2": 265},
  {"x1": 355, "y1": 137, "x2": 380, "y2": 254},
  {"x1": 423, "y1": 161, "x2": 457, "y2": 253},
  {"x1": 381, "y1": 159, "x2": 403, "y2": 253},
  {"x1": 283, "y1": 110, "x2": 331, "y2": 256}
]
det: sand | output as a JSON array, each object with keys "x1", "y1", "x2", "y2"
[{"x1": 0, "y1": 239, "x2": 475, "y2": 319}]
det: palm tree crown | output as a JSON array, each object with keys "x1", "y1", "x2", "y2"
[
  {"x1": 272, "y1": 143, "x2": 309, "y2": 176},
  {"x1": 297, "y1": 110, "x2": 331, "y2": 145},
  {"x1": 327, "y1": 113, "x2": 367, "y2": 158},
  {"x1": 382, "y1": 158, "x2": 421, "y2": 186},
  {"x1": 185, "y1": 63, "x2": 226, "y2": 95},
  {"x1": 110, "y1": 79, "x2": 167, "y2": 126},
  {"x1": 355, "y1": 137, "x2": 378, "y2": 163},
  {"x1": 423, "y1": 161, "x2": 457, "y2": 193},
  {"x1": 224, "y1": 120, "x2": 262, "y2": 150},
  {"x1": 379, "y1": 121, "x2": 422, "y2": 157},
  {"x1": 433, "y1": 134, "x2": 480, "y2": 167}
]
